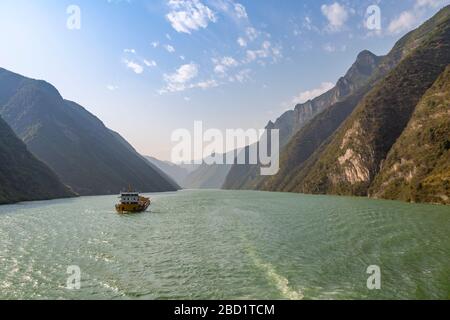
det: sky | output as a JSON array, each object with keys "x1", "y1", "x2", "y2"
[{"x1": 0, "y1": 0, "x2": 448, "y2": 160}]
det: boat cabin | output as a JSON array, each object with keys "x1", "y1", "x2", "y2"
[{"x1": 120, "y1": 192, "x2": 140, "y2": 204}]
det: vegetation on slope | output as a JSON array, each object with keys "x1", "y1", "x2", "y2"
[
  {"x1": 298, "y1": 8, "x2": 450, "y2": 197},
  {"x1": 254, "y1": 6, "x2": 450, "y2": 205},
  {"x1": 369, "y1": 65, "x2": 450, "y2": 204},
  {"x1": 0, "y1": 116, "x2": 75, "y2": 204}
]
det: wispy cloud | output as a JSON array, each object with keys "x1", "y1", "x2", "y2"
[
  {"x1": 161, "y1": 63, "x2": 199, "y2": 93},
  {"x1": 323, "y1": 43, "x2": 347, "y2": 53},
  {"x1": 229, "y1": 68, "x2": 252, "y2": 83},
  {"x1": 144, "y1": 59, "x2": 157, "y2": 67},
  {"x1": 388, "y1": 11, "x2": 417, "y2": 34},
  {"x1": 291, "y1": 82, "x2": 334, "y2": 105},
  {"x1": 388, "y1": 0, "x2": 449, "y2": 34},
  {"x1": 166, "y1": 0, "x2": 217, "y2": 34},
  {"x1": 164, "y1": 44, "x2": 176, "y2": 53},
  {"x1": 193, "y1": 79, "x2": 219, "y2": 89},
  {"x1": 237, "y1": 37, "x2": 247, "y2": 47},
  {"x1": 246, "y1": 27, "x2": 260, "y2": 41},
  {"x1": 160, "y1": 62, "x2": 221, "y2": 94},
  {"x1": 106, "y1": 84, "x2": 119, "y2": 91},
  {"x1": 244, "y1": 41, "x2": 282, "y2": 64},
  {"x1": 321, "y1": 2, "x2": 349, "y2": 32},
  {"x1": 124, "y1": 59, "x2": 144, "y2": 74},
  {"x1": 213, "y1": 56, "x2": 239, "y2": 75},
  {"x1": 234, "y1": 3, "x2": 248, "y2": 19}
]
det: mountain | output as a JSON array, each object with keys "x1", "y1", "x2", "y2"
[
  {"x1": 183, "y1": 163, "x2": 232, "y2": 189},
  {"x1": 274, "y1": 49, "x2": 384, "y2": 147},
  {"x1": 145, "y1": 156, "x2": 189, "y2": 187},
  {"x1": 223, "y1": 49, "x2": 383, "y2": 190},
  {"x1": 258, "y1": 83, "x2": 378, "y2": 192},
  {"x1": 181, "y1": 152, "x2": 234, "y2": 189},
  {"x1": 369, "y1": 66, "x2": 450, "y2": 204},
  {"x1": 280, "y1": 6, "x2": 450, "y2": 200},
  {"x1": 0, "y1": 68, "x2": 179, "y2": 195},
  {"x1": 0, "y1": 115, "x2": 75, "y2": 204},
  {"x1": 256, "y1": 10, "x2": 445, "y2": 193}
]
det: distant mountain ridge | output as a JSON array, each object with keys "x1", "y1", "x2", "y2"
[
  {"x1": 0, "y1": 68, "x2": 179, "y2": 196},
  {"x1": 183, "y1": 163, "x2": 232, "y2": 189},
  {"x1": 144, "y1": 156, "x2": 190, "y2": 187},
  {"x1": 0, "y1": 115, "x2": 75, "y2": 204}
]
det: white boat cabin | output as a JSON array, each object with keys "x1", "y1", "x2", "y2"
[{"x1": 120, "y1": 192, "x2": 140, "y2": 204}]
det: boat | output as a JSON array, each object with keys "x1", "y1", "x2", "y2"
[{"x1": 115, "y1": 190, "x2": 151, "y2": 214}]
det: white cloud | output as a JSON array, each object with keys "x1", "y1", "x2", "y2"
[
  {"x1": 213, "y1": 56, "x2": 239, "y2": 76},
  {"x1": 415, "y1": 0, "x2": 446, "y2": 9},
  {"x1": 221, "y1": 56, "x2": 239, "y2": 67},
  {"x1": 234, "y1": 3, "x2": 248, "y2": 19},
  {"x1": 166, "y1": 0, "x2": 217, "y2": 34},
  {"x1": 164, "y1": 44, "x2": 176, "y2": 53},
  {"x1": 213, "y1": 56, "x2": 239, "y2": 74},
  {"x1": 151, "y1": 41, "x2": 159, "y2": 48},
  {"x1": 304, "y1": 16, "x2": 313, "y2": 30},
  {"x1": 124, "y1": 59, "x2": 144, "y2": 74},
  {"x1": 144, "y1": 59, "x2": 157, "y2": 67},
  {"x1": 214, "y1": 64, "x2": 227, "y2": 74},
  {"x1": 107, "y1": 85, "x2": 119, "y2": 91},
  {"x1": 237, "y1": 37, "x2": 247, "y2": 47},
  {"x1": 323, "y1": 43, "x2": 347, "y2": 53},
  {"x1": 230, "y1": 69, "x2": 251, "y2": 83},
  {"x1": 321, "y1": 2, "x2": 349, "y2": 31},
  {"x1": 244, "y1": 41, "x2": 282, "y2": 63},
  {"x1": 193, "y1": 79, "x2": 218, "y2": 89},
  {"x1": 246, "y1": 27, "x2": 259, "y2": 41},
  {"x1": 160, "y1": 63, "x2": 220, "y2": 94},
  {"x1": 162, "y1": 63, "x2": 199, "y2": 92},
  {"x1": 292, "y1": 82, "x2": 334, "y2": 105},
  {"x1": 388, "y1": 11, "x2": 417, "y2": 34},
  {"x1": 165, "y1": 63, "x2": 198, "y2": 84},
  {"x1": 124, "y1": 48, "x2": 136, "y2": 54},
  {"x1": 388, "y1": 0, "x2": 449, "y2": 35}
]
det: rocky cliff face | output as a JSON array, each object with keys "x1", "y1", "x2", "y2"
[
  {"x1": 369, "y1": 66, "x2": 450, "y2": 204},
  {"x1": 273, "y1": 50, "x2": 383, "y2": 147},
  {"x1": 223, "y1": 50, "x2": 383, "y2": 190},
  {"x1": 297, "y1": 7, "x2": 450, "y2": 198}
]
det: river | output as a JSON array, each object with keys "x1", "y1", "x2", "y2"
[{"x1": 0, "y1": 190, "x2": 449, "y2": 299}]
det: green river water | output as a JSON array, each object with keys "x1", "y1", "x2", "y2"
[{"x1": 0, "y1": 190, "x2": 449, "y2": 299}]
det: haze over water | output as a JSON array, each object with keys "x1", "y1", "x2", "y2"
[{"x1": 0, "y1": 190, "x2": 449, "y2": 299}]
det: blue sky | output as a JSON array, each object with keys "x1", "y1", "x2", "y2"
[{"x1": 0, "y1": 0, "x2": 448, "y2": 160}]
